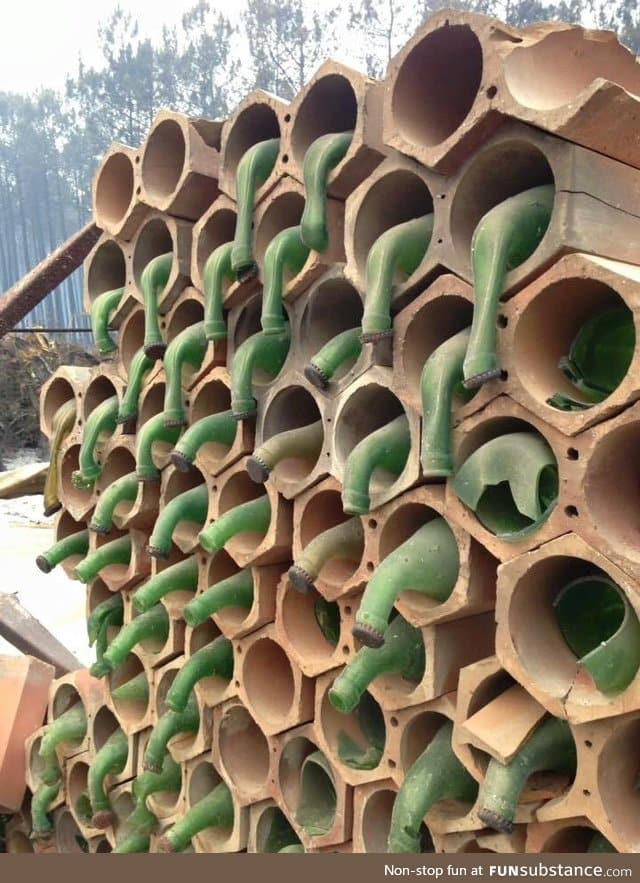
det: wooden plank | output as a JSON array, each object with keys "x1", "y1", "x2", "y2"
[{"x1": 0, "y1": 593, "x2": 81, "y2": 677}]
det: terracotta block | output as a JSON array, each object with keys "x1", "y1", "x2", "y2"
[
  {"x1": 131, "y1": 210, "x2": 192, "y2": 314},
  {"x1": 162, "y1": 286, "x2": 204, "y2": 349},
  {"x1": 314, "y1": 670, "x2": 391, "y2": 787},
  {"x1": 5, "y1": 811, "x2": 36, "y2": 853},
  {"x1": 352, "y1": 778, "x2": 398, "y2": 854},
  {"x1": 140, "y1": 111, "x2": 222, "y2": 221},
  {"x1": 559, "y1": 401, "x2": 640, "y2": 582},
  {"x1": 0, "y1": 656, "x2": 54, "y2": 812},
  {"x1": 280, "y1": 61, "x2": 386, "y2": 197},
  {"x1": 87, "y1": 835, "x2": 113, "y2": 853},
  {"x1": 291, "y1": 477, "x2": 369, "y2": 602},
  {"x1": 224, "y1": 288, "x2": 287, "y2": 402},
  {"x1": 145, "y1": 754, "x2": 186, "y2": 822},
  {"x1": 331, "y1": 365, "x2": 422, "y2": 512},
  {"x1": 127, "y1": 568, "x2": 185, "y2": 670},
  {"x1": 499, "y1": 254, "x2": 640, "y2": 436},
  {"x1": 247, "y1": 799, "x2": 294, "y2": 853},
  {"x1": 212, "y1": 698, "x2": 275, "y2": 806},
  {"x1": 191, "y1": 194, "x2": 237, "y2": 292},
  {"x1": 66, "y1": 752, "x2": 112, "y2": 839},
  {"x1": 369, "y1": 485, "x2": 497, "y2": 628},
  {"x1": 40, "y1": 365, "x2": 91, "y2": 440},
  {"x1": 534, "y1": 712, "x2": 640, "y2": 853},
  {"x1": 219, "y1": 89, "x2": 288, "y2": 204},
  {"x1": 440, "y1": 121, "x2": 640, "y2": 299},
  {"x1": 444, "y1": 396, "x2": 576, "y2": 561},
  {"x1": 102, "y1": 780, "x2": 136, "y2": 850},
  {"x1": 272, "y1": 722, "x2": 353, "y2": 849},
  {"x1": 432, "y1": 827, "x2": 526, "y2": 853},
  {"x1": 114, "y1": 298, "x2": 149, "y2": 380},
  {"x1": 25, "y1": 726, "x2": 64, "y2": 802},
  {"x1": 276, "y1": 576, "x2": 358, "y2": 678},
  {"x1": 458, "y1": 684, "x2": 548, "y2": 764},
  {"x1": 92, "y1": 142, "x2": 148, "y2": 241},
  {"x1": 253, "y1": 369, "x2": 335, "y2": 499},
  {"x1": 197, "y1": 552, "x2": 280, "y2": 640},
  {"x1": 53, "y1": 807, "x2": 92, "y2": 853},
  {"x1": 105, "y1": 650, "x2": 155, "y2": 735},
  {"x1": 344, "y1": 155, "x2": 446, "y2": 315},
  {"x1": 235, "y1": 624, "x2": 314, "y2": 736},
  {"x1": 247, "y1": 176, "x2": 345, "y2": 309},
  {"x1": 392, "y1": 273, "x2": 502, "y2": 421},
  {"x1": 495, "y1": 533, "x2": 640, "y2": 723},
  {"x1": 525, "y1": 817, "x2": 602, "y2": 853},
  {"x1": 83, "y1": 363, "x2": 128, "y2": 424},
  {"x1": 82, "y1": 232, "x2": 131, "y2": 316},
  {"x1": 210, "y1": 457, "x2": 293, "y2": 567}
]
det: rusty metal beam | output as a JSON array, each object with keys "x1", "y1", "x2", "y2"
[
  {"x1": 0, "y1": 593, "x2": 82, "y2": 677},
  {"x1": 0, "y1": 222, "x2": 101, "y2": 338}
]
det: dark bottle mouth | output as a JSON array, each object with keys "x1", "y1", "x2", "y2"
[
  {"x1": 246, "y1": 455, "x2": 270, "y2": 484},
  {"x1": 304, "y1": 362, "x2": 330, "y2": 391},
  {"x1": 477, "y1": 807, "x2": 514, "y2": 835},
  {"x1": 288, "y1": 564, "x2": 316, "y2": 595},
  {"x1": 351, "y1": 621, "x2": 385, "y2": 649}
]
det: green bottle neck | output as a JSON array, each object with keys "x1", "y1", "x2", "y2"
[
  {"x1": 91, "y1": 287, "x2": 124, "y2": 356},
  {"x1": 118, "y1": 347, "x2": 154, "y2": 424},
  {"x1": 31, "y1": 781, "x2": 61, "y2": 838},
  {"x1": 354, "y1": 518, "x2": 459, "y2": 648},
  {"x1": 261, "y1": 226, "x2": 310, "y2": 335},
  {"x1": 464, "y1": 185, "x2": 554, "y2": 388},
  {"x1": 90, "y1": 471, "x2": 139, "y2": 534},
  {"x1": 163, "y1": 322, "x2": 208, "y2": 427},
  {"x1": 88, "y1": 728, "x2": 128, "y2": 817},
  {"x1": 300, "y1": 131, "x2": 353, "y2": 252},
  {"x1": 362, "y1": 214, "x2": 434, "y2": 340},
  {"x1": 342, "y1": 414, "x2": 411, "y2": 515},
  {"x1": 247, "y1": 419, "x2": 323, "y2": 483},
  {"x1": 231, "y1": 138, "x2": 280, "y2": 277},
  {"x1": 330, "y1": 616, "x2": 425, "y2": 712},
  {"x1": 73, "y1": 395, "x2": 119, "y2": 487},
  {"x1": 166, "y1": 636, "x2": 234, "y2": 712},
  {"x1": 171, "y1": 410, "x2": 237, "y2": 471},
  {"x1": 110, "y1": 671, "x2": 150, "y2": 704},
  {"x1": 198, "y1": 493, "x2": 271, "y2": 556},
  {"x1": 40, "y1": 704, "x2": 87, "y2": 757},
  {"x1": 421, "y1": 327, "x2": 472, "y2": 478},
  {"x1": 36, "y1": 528, "x2": 89, "y2": 574},
  {"x1": 478, "y1": 716, "x2": 576, "y2": 833},
  {"x1": 162, "y1": 782, "x2": 234, "y2": 852},
  {"x1": 103, "y1": 604, "x2": 169, "y2": 671},
  {"x1": 135, "y1": 412, "x2": 182, "y2": 481},
  {"x1": 133, "y1": 555, "x2": 199, "y2": 613},
  {"x1": 148, "y1": 484, "x2": 209, "y2": 558},
  {"x1": 388, "y1": 720, "x2": 477, "y2": 853},
  {"x1": 204, "y1": 242, "x2": 234, "y2": 341},
  {"x1": 289, "y1": 516, "x2": 364, "y2": 593},
  {"x1": 75, "y1": 534, "x2": 132, "y2": 583},
  {"x1": 230, "y1": 326, "x2": 291, "y2": 418},
  {"x1": 87, "y1": 592, "x2": 124, "y2": 646},
  {"x1": 144, "y1": 694, "x2": 200, "y2": 773},
  {"x1": 305, "y1": 327, "x2": 362, "y2": 390},
  {"x1": 141, "y1": 252, "x2": 173, "y2": 359},
  {"x1": 183, "y1": 568, "x2": 254, "y2": 628},
  {"x1": 133, "y1": 753, "x2": 182, "y2": 807}
]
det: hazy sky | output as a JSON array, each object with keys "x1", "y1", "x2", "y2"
[{"x1": 0, "y1": 0, "x2": 233, "y2": 94}]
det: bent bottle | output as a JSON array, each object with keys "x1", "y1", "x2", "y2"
[
  {"x1": 288, "y1": 516, "x2": 364, "y2": 594},
  {"x1": 183, "y1": 569, "x2": 254, "y2": 628},
  {"x1": 135, "y1": 412, "x2": 182, "y2": 481},
  {"x1": 463, "y1": 185, "x2": 554, "y2": 388},
  {"x1": 90, "y1": 471, "x2": 139, "y2": 534},
  {"x1": 260, "y1": 226, "x2": 310, "y2": 335},
  {"x1": 353, "y1": 518, "x2": 459, "y2": 648},
  {"x1": 231, "y1": 138, "x2": 280, "y2": 279},
  {"x1": 72, "y1": 395, "x2": 119, "y2": 488},
  {"x1": 133, "y1": 555, "x2": 199, "y2": 613},
  {"x1": 118, "y1": 347, "x2": 154, "y2": 424},
  {"x1": 36, "y1": 528, "x2": 89, "y2": 574},
  {"x1": 166, "y1": 635, "x2": 233, "y2": 712},
  {"x1": 387, "y1": 719, "x2": 477, "y2": 853},
  {"x1": 158, "y1": 781, "x2": 234, "y2": 852},
  {"x1": 478, "y1": 715, "x2": 576, "y2": 834},
  {"x1": 141, "y1": 252, "x2": 173, "y2": 360},
  {"x1": 91, "y1": 287, "x2": 124, "y2": 357},
  {"x1": 330, "y1": 615, "x2": 425, "y2": 713},
  {"x1": 300, "y1": 131, "x2": 353, "y2": 252},
  {"x1": 43, "y1": 399, "x2": 76, "y2": 517},
  {"x1": 361, "y1": 215, "x2": 434, "y2": 341},
  {"x1": 147, "y1": 484, "x2": 209, "y2": 558},
  {"x1": 304, "y1": 327, "x2": 362, "y2": 391},
  {"x1": 247, "y1": 419, "x2": 323, "y2": 483},
  {"x1": 341, "y1": 414, "x2": 411, "y2": 515},
  {"x1": 230, "y1": 326, "x2": 291, "y2": 419},
  {"x1": 102, "y1": 604, "x2": 170, "y2": 672},
  {"x1": 198, "y1": 493, "x2": 271, "y2": 556},
  {"x1": 163, "y1": 322, "x2": 208, "y2": 427},
  {"x1": 88, "y1": 727, "x2": 129, "y2": 828},
  {"x1": 203, "y1": 241, "x2": 234, "y2": 341},
  {"x1": 170, "y1": 409, "x2": 237, "y2": 472},
  {"x1": 144, "y1": 692, "x2": 200, "y2": 773},
  {"x1": 75, "y1": 534, "x2": 132, "y2": 584}
]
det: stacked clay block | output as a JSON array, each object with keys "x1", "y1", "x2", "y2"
[{"x1": 21, "y1": 10, "x2": 640, "y2": 854}]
